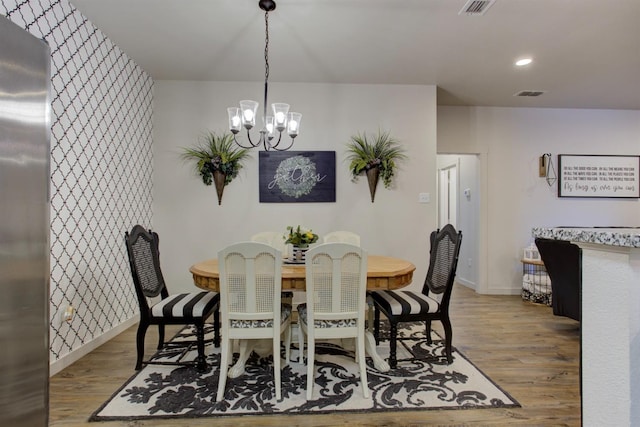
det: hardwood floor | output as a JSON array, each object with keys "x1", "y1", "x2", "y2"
[{"x1": 49, "y1": 285, "x2": 581, "y2": 426}]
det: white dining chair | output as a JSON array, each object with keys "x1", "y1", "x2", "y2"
[
  {"x1": 216, "y1": 241, "x2": 291, "y2": 401},
  {"x1": 323, "y1": 230, "x2": 361, "y2": 246},
  {"x1": 250, "y1": 231, "x2": 288, "y2": 258},
  {"x1": 297, "y1": 243, "x2": 369, "y2": 399}
]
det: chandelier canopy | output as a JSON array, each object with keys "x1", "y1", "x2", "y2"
[{"x1": 227, "y1": 0, "x2": 301, "y2": 151}]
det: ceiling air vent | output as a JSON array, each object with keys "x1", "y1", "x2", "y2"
[
  {"x1": 514, "y1": 90, "x2": 545, "y2": 97},
  {"x1": 459, "y1": 0, "x2": 496, "y2": 16}
]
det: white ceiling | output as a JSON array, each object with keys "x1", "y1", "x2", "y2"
[{"x1": 70, "y1": 0, "x2": 640, "y2": 109}]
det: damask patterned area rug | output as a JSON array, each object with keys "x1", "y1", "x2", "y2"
[{"x1": 90, "y1": 322, "x2": 519, "y2": 421}]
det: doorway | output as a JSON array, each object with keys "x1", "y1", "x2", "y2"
[{"x1": 437, "y1": 154, "x2": 480, "y2": 291}]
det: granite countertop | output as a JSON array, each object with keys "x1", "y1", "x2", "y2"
[{"x1": 532, "y1": 227, "x2": 640, "y2": 248}]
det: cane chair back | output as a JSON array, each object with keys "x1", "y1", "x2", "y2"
[
  {"x1": 323, "y1": 230, "x2": 361, "y2": 246},
  {"x1": 251, "y1": 231, "x2": 288, "y2": 258}
]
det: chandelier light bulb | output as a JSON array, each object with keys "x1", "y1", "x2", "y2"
[
  {"x1": 227, "y1": 107, "x2": 241, "y2": 133},
  {"x1": 238, "y1": 100, "x2": 258, "y2": 129},
  {"x1": 265, "y1": 115, "x2": 275, "y2": 138},
  {"x1": 272, "y1": 103, "x2": 290, "y2": 132},
  {"x1": 287, "y1": 112, "x2": 301, "y2": 137}
]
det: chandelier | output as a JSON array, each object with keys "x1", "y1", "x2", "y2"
[{"x1": 227, "y1": 0, "x2": 301, "y2": 151}]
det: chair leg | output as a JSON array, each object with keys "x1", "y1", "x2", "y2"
[
  {"x1": 273, "y1": 335, "x2": 282, "y2": 401},
  {"x1": 442, "y1": 316, "x2": 453, "y2": 364},
  {"x1": 213, "y1": 310, "x2": 220, "y2": 347},
  {"x1": 356, "y1": 332, "x2": 369, "y2": 398},
  {"x1": 373, "y1": 307, "x2": 380, "y2": 345},
  {"x1": 216, "y1": 337, "x2": 230, "y2": 401},
  {"x1": 306, "y1": 334, "x2": 315, "y2": 400},
  {"x1": 389, "y1": 321, "x2": 398, "y2": 369},
  {"x1": 135, "y1": 321, "x2": 149, "y2": 370},
  {"x1": 157, "y1": 324, "x2": 165, "y2": 350},
  {"x1": 425, "y1": 320, "x2": 433, "y2": 345},
  {"x1": 298, "y1": 323, "x2": 306, "y2": 365},
  {"x1": 284, "y1": 321, "x2": 291, "y2": 365},
  {"x1": 366, "y1": 296, "x2": 374, "y2": 333},
  {"x1": 195, "y1": 323, "x2": 207, "y2": 372}
]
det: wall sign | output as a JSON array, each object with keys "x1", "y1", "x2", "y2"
[
  {"x1": 259, "y1": 151, "x2": 336, "y2": 203},
  {"x1": 558, "y1": 154, "x2": 640, "y2": 198}
]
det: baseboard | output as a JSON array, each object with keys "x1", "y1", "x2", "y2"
[
  {"x1": 456, "y1": 278, "x2": 476, "y2": 290},
  {"x1": 50, "y1": 316, "x2": 138, "y2": 376}
]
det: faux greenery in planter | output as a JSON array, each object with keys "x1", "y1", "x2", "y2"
[
  {"x1": 345, "y1": 130, "x2": 407, "y2": 202},
  {"x1": 181, "y1": 132, "x2": 251, "y2": 205},
  {"x1": 284, "y1": 225, "x2": 319, "y2": 247},
  {"x1": 284, "y1": 225, "x2": 319, "y2": 263}
]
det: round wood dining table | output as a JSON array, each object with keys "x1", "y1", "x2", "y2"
[
  {"x1": 190, "y1": 255, "x2": 416, "y2": 293},
  {"x1": 189, "y1": 255, "x2": 416, "y2": 373}
]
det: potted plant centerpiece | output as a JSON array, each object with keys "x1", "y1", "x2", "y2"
[
  {"x1": 345, "y1": 130, "x2": 407, "y2": 202},
  {"x1": 181, "y1": 131, "x2": 251, "y2": 205},
  {"x1": 284, "y1": 225, "x2": 318, "y2": 263}
]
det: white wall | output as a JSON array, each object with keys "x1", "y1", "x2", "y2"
[
  {"x1": 438, "y1": 106, "x2": 640, "y2": 294},
  {"x1": 153, "y1": 81, "x2": 438, "y2": 293}
]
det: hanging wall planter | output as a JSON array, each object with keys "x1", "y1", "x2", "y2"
[
  {"x1": 365, "y1": 167, "x2": 380, "y2": 203},
  {"x1": 345, "y1": 130, "x2": 407, "y2": 202},
  {"x1": 181, "y1": 132, "x2": 251, "y2": 205},
  {"x1": 212, "y1": 170, "x2": 226, "y2": 206}
]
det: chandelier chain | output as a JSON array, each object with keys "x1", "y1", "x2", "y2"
[
  {"x1": 227, "y1": 1, "x2": 300, "y2": 151},
  {"x1": 264, "y1": 11, "x2": 270, "y2": 83},
  {"x1": 263, "y1": 11, "x2": 270, "y2": 121}
]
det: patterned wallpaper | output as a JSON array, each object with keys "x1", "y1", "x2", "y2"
[{"x1": 1, "y1": 0, "x2": 154, "y2": 362}]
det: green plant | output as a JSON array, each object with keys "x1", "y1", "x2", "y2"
[
  {"x1": 345, "y1": 130, "x2": 407, "y2": 188},
  {"x1": 284, "y1": 225, "x2": 318, "y2": 246},
  {"x1": 181, "y1": 132, "x2": 251, "y2": 186}
]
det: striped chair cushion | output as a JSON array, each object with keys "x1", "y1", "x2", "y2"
[
  {"x1": 150, "y1": 291, "x2": 219, "y2": 320},
  {"x1": 296, "y1": 303, "x2": 357, "y2": 328},
  {"x1": 229, "y1": 303, "x2": 292, "y2": 328},
  {"x1": 371, "y1": 290, "x2": 440, "y2": 316}
]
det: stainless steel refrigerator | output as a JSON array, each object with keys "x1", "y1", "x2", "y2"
[{"x1": 0, "y1": 16, "x2": 51, "y2": 427}]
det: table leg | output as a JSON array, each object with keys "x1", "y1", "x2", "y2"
[
  {"x1": 365, "y1": 330, "x2": 390, "y2": 372},
  {"x1": 365, "y1": 301, "x2": 390, "y2": 372},
  {"x1": 228, "y1": 340, "x2": 252, "y2": 378},
  {"x1": 227, "y1": 339, "x2": 274, "y2": 378}
]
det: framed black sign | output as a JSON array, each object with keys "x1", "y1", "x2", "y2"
[
  {"x1": 558, "y1": 154, "x2": 640, "y2": 198},
  {"x1": 259, "y1": 151, "x2": 336, "y2": 203}
]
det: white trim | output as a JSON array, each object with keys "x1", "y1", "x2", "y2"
[
  {"x1": 456, "y1": 277, "x2": 476, "y2": 290},
  {"x1": 49, "y1": 316, "x2": 138, "y2": 376}
]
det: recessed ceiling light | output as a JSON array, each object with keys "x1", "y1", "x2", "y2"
[{"x1": 515, "y1": 58, "x2": 533, "y2": 67}]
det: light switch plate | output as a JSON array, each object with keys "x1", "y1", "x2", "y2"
[{"x1": 418, "y1": 193, "x2": 430, "y2": 203}]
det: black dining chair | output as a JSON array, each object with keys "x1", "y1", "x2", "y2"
[
  {"x1": 125, "y1": 225, "x2": 220, "y2": 371},
  {"x1": 372, "y1": 224, "x2": 462, "y2": 368}
]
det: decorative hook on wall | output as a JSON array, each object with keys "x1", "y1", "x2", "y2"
[{"x1": 539, "y1": 153, "x2": 557, "y2": 187}]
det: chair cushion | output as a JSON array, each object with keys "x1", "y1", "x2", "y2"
[
  {"x1": 150, "y1": 291, "x2": 219, "y2": 320},
  {"x1": 296, "y1": 303, "x2": 357, "y2": 328},
  {"x1": 371, "y1": 290, "x2": 440, "y2": 316},
  {"x1": 230, "y1": 303, "x2": 292, "y2": 328}
]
